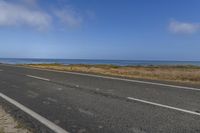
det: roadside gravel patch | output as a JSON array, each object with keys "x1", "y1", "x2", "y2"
[{"x1": 0, "y1": 105, "x2": 31, "y2": 133}]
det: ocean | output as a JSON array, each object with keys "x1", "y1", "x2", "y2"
[{"x1": 0, "y1": 58, "x2": 200, "y2": 66}]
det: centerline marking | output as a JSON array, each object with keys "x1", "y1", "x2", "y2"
[
  {"x1": 26, "y1": 75, "x2": 50, "y2": 81},
  {"x1": 0, "y1": 92, "x2": 69, "y2": 133},
  {"x1": 127, "y1": 97, "x2": 200, "y2": 116}
]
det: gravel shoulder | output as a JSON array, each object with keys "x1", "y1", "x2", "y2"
[{"x1": 0, "y1": 105, "x2": 31, "y2": 133}]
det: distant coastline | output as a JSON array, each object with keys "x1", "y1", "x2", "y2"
[{"x1": 0, "y1": 58, "x2": 200, "y2": 66}]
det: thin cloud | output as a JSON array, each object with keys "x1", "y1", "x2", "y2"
[
  {"x1": 0, "y1": 0, "x2": 94, "y2": 31},
  {"x1": 19, "y1": 0, "x2": 37, "y2": 6},
  {"x1": 86, "y1": 10, "x2": 96, "y2": 20},
  {"x1": 53, "y1": 6, "x2": 83, "y2": 28},
  {"x1": 0, "y1": 1, "x2": 51, "y2": 30},
  {"x1": 169, "y1": 20, "x2": 200, "y2": 34}
]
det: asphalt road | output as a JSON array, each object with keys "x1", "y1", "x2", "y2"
[{"x1": 0, "y1": 64, "x2": 200, "y2": 133}]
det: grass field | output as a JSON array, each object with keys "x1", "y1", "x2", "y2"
[{"x1": 24, "y1": 64, "x2": 200, "y2": 84}]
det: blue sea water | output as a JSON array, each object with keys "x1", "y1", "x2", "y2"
[{"x1": 0, "y1": 58, "x2": 200, "y2": 66}]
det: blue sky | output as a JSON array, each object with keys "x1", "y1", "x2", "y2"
[{"x1": 0, "y1": 0, "x2": 200, "y2": 61}]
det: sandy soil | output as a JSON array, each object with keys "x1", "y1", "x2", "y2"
[{"x1": 0, "y1": 105, "x2": 31, "y2": 133}]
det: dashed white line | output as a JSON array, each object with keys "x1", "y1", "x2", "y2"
[
  {"x1": 0, "y1": 92, "x2": 69, "y2": 133},
  {"x1": 127, "y1": 97, "x2": 200, "y2": 116},
  {"x1": 26, "y1": 75, "x2": 50, "y2": 81}
]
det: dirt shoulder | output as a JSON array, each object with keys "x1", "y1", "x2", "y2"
[
  {"x1": 0, "y1": 105, "x2": 31, "y2": 133},
  {"x1": 24, "y1": 64, "x2": 200, "y2": 85}
]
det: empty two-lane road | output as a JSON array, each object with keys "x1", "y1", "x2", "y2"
[{"x1": 0, "y1": 64, "x2": 200, "y2": 133}]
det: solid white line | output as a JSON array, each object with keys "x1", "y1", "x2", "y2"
[
  {"x1": 127, "y1": 97, "x2": 200, "y2": 116},
  {"x1": 2, "y1": 64, "x2": 200, "y2": 92},
  {"x1": 26, "y1": 75, "x2": 50, "y2": 81},
  {"x1": 26, "y1": 67, "x2": 200, "y2": 92},
  {"x1": 0, "y1": 92, "x2": 69, "y2": 133}
]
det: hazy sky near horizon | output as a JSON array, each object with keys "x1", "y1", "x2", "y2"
[{"x1": 0, "y1": 0, "x2": 200, "y2": 60}]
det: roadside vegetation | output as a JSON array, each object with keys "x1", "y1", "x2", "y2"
[{"x1": 24, "y1": 64, "x2": 200, "y2": 84}]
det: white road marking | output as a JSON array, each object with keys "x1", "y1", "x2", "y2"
[
  {"x1": 0, "y1": 92, "x2": 69, "y2": 133},
  {"x1": 127, "y1": 97, "x2": 200, "y2": 116},
  {"x1": 26, "y1": 75, "x2": 50, "y2": 81},
  {"x1": 2, "y1": 64, "x2": 200, "y2": 92},
  {"x1": 19, "y1": 65, "x2": 200, "y2": 92},
  {"x1": 59, "y1": 72, "x2": 200, "y2": 91},
  {"x1": 0, "y1": 69, "x2": 3, "y2": 71}
]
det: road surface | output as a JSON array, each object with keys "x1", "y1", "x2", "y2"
[{"x1": 0, "y1": 64, "x2": 200, "y2": 133}]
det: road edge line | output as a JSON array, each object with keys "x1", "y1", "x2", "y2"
[
  {"x1": 0, "y1": 92, "x2": 69, "y2": 133},
  {"x1": 127, "y1": 97, "x2": 200, "y2": 116},
  {"x1": 2, "y1": 64, "x2": 200, "y2": 91},
  {"x1": 26, "y1": 75, "x2": 50, "y2": 81},
  {"x1": 25, "y1": 66, "x2": 200, "y2": 91}
]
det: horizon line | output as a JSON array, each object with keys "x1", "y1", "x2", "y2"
[{"x1": 0, "y1": 57, "x2": 200, "y2": 62}]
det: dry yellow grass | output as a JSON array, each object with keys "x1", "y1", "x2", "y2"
[{"x1": 24, "y1": 64, "x2": 200, "y2": 84}]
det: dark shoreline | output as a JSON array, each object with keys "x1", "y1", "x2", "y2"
[{"x1": 1, "y1": 58, "x2": 200, "y2": 66}]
